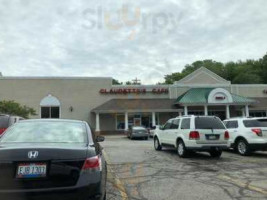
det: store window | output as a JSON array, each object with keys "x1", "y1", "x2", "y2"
[
  {"x1": 41, "y1": 107, "x2": 60, "y2": 118},
  {"x1": 40, "y1": 94, "x2": 60, "y2": 119},
  {"x1": 116, "y1": 115, "x2": 125, "y2": 130},
  {"x1": 250, "y1": 111, "x2": 267, "y2": 117}
]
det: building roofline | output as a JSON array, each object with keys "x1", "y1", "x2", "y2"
[
  {"x1": 0, "y1": 76, "x2": 113, "y2": 80},
  {"x1": 174, "y1": 67, "x2": 231, "y2": 85}
]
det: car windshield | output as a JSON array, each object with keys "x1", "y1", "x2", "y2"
[
  {"x1": 243, "y1": 119, "x2": 267, "y2": 128},
  {"x1": 0, "y1": 121, "x2": 88, "y2": 144},
  {"x1": 195, "y1": 117, "x2": 225, "y2": 130}
]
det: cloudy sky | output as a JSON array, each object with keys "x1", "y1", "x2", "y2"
[{"x1": 0, "y1": 0, "x2": 267, "y2": 84}]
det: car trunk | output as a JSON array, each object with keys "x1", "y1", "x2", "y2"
[{"x1": 0, "y1": 143, "x2": 88, "y2": 190}]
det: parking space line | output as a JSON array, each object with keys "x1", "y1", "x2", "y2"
[
  {"x1": 218, "y1": 175, "x2": 267, "y2": 195},
  {"x1": 103, "y1": 150, "x2": 129, "y2": 200}
]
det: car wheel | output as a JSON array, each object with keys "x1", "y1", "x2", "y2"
[
  {"x1": 177, "y1": 140, "x2": 187, "y2": 158},
  {"x1": 236, "y1": 139, "x2": 250, "y2": 156},
  {"x1": 145, "y1": 137, "x2": 149, "y2": 140},
  {"x1": 154, "y1": 137, "x2": 162, "y2": 151},
  {"x1": 209, "y1": 149, "x2": 222, "y2": 158}
]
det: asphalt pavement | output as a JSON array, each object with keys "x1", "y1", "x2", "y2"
[{"x1": 103, "y1": 135, "x2": 267, "y2": 200}]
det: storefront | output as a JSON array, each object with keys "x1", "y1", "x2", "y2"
[{"x1": 1, "y1": 67, "x2": 267, "y2": 134}]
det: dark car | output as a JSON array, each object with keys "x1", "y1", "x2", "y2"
[
  {"x1": 127, "y1": 126, "x2": 149, "y2": 140},
  {"x1": 0, "y1": 114, "x2": 24, "y2": 136},
  {"x1": 0, "y1": 119, "x2": 106, "y2": 200}
]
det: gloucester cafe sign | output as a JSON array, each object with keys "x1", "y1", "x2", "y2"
[{"x1": 99, "y1": 88, "x2": 169, "y2": 95}]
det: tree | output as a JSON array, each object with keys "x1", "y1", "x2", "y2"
[
  {"x1": 112, "y1": 79, "x2": 122, "y2": 85},
  {"x1": 0, "y1": 100, "x2": 37, "y2": 119},
  {"x1": 163, "y1": 53, "x2": 267, "y2": 84},
  {"x1": 125, "y1": 81, "x2": 132, "y2": 85}
]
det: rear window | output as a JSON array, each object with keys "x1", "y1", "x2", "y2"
[
  {"x1": 0, "y1": 116, "x2": 9, "y2": 128},
  {"x1": 243, "y1": 119, "x2": 267, "y2": 128},
  {"x1": 0, "y1": 121, "x2": 88, "y2": 143},
  {"x1": 195, "y1": 117, "x2": 225, "y2": 130}
]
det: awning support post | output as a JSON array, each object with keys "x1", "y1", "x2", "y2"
[
  {"x1": 204, "y1": 105, "x2": 208, "y2": 116},
  {"x1": 245, "y1": 105, "x2": 250, "y2": 117},
  {"x1": 226, "y1": 105, "x2": 230, "y2": 119},
  {"x1": 152, "y1": 112, "x2": 156, "y2": 127},
  {"x1": 96, "y1": 113, "x2": 100, "y2": 132},
  {"x1": 125, "y1": 112, "x2": 129, "y2": 130},
  {"x1": 184, "y1": 106, "x2": 188, "y2": 115}
]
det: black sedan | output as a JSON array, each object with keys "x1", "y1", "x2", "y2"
[{"x1": 0, "y1": 119, "x2": 106, "y2": 200}]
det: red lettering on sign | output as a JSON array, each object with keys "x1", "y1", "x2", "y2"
[{"x1": 99, "y1": 88, "x2": 168, "y2": 94}]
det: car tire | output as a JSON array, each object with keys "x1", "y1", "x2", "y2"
[
  {"x1": 145, "y1": 137, "x2": 149, "y2": 140},
  {"x1": 177, "y1": 140, "x2": 187, "y2": 158},
  {"x1": 154, "y1": 137, "x2": 162, "y2": 151},
  {"x1": 209, "y1": 149, "x2": 222, "y2": 158},
  {"x1": 236, "y1": 139, "x2": 250, "y2": 156},
  {"x1": 130, "y1": 135, "x2": 133, "y2": 140},
  {"x1": 103, "y1": 192, "x2": 106, "y2": 200}
]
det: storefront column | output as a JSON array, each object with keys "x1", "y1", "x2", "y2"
[
  {"x1": 152, "y1": 112, "x2": 156, "y2": 127},
  {"x1": 242, "y1": 109, "x2": 246, "y2": 117},
  {"x1": 226, "y1": 105, "x2": 230, "y2": 119},
  {"x1": 245, "y1": 105, "x2": 250, "y2": 117},
  {"x1": 204, "y1": 105, "x2": 208, "y2": 116},
  {"x1": 125, "y1": 112, "x2": 129, "y2": 130},
  {"x1": 184, "y1": 106, "x2": 188, "y2": 115},
  {"x1": 96, "y1": 113, "x2": 100, "y2": 132}
]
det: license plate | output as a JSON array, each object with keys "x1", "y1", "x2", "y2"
[
  {"x1": 17, "y1": 163, "x2": 47, "y2": 178},
  {"x1": 206, "y1": 135, "x2": 219, "y2": 140}
]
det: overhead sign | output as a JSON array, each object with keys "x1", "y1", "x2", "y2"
[{"x1": 99, "y1": 88, "x2": 169, "y2": 95}]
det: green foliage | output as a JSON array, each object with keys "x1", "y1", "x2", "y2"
[
  {"x1": 163, "y1": 53, "x2": 267, "y2": 84},
  {"x1": 125, "y1": 81, "x2": 132, "y2": 85},
  {"x1": 0, "y1": 100, "x2": 37, "y2": 119},
  {"x1": 112, "y1": 79, "x2": 122, "y2": 85}
]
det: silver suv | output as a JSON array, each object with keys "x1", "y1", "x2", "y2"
[
  {"x1": 0, "y1": 114, "x2": 24, "y2": 136},
  {"x1": 154, "y1": 115, "x2": 229, "y2": 158}
]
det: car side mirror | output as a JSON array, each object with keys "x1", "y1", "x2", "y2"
[
  {"x1": 96, "y1": 136, "x2": 105, "y2": 143},
  {"x1": 159, "y1": 126, "x2": 164, "y2": 130}
]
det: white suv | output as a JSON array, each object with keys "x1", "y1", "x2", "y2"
[
  {"x1": 154, "y1": 115, "x2": 229, "y2": 158},
  {"x1": 224, "y1": 117, "x2": 267, "y2": 156}
]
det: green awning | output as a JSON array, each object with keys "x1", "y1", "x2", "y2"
[{"x1": 175, "y1": 88, "x2": 255, "y2": 105}]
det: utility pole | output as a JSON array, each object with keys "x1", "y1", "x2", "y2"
[{"x1": 132, "y1": 77, "x2": 141, "y2": 85}]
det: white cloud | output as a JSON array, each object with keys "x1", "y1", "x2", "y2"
[{"x1": 0, "y1": 0, "x2": 267, "y2": 84}]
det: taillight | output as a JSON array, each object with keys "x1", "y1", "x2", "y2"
[
  {"x1": 252, "y1": 129, "x2": 262, "y2": 137},
  {"x1": 189, "y1": 131, "x2": 200, "y2": 140},
  {"x1": 224, "y1": 131, "x2": 230, "y2": 140},
  {"x1": 0, "y1": 128, "x2": 7, "y2": 135},
  {"x1": 82, "y1": 156, "x2": 102, "y2": 171}
]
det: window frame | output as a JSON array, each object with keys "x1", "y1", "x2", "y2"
[
  {"x1": 225, "y1": 120, "x2": 238, "y2": 129},
  {"x1": 171, "y1": 119, "x2": 180, "y2": 129},
  {"x1": 181, "y1": 118, "x2": 191, "y2": 130},
  {"x1": 40, "y1": 106, "x2": 61, "y2": 119}
]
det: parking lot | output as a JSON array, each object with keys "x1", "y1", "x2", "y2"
[{"x1": 103, "y1": 135, "x2": 267, "y2": 200}]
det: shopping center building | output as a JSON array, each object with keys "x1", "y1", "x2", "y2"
[{"x1": 1, "y1": 67, "x2": 267, "y2": 134}]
